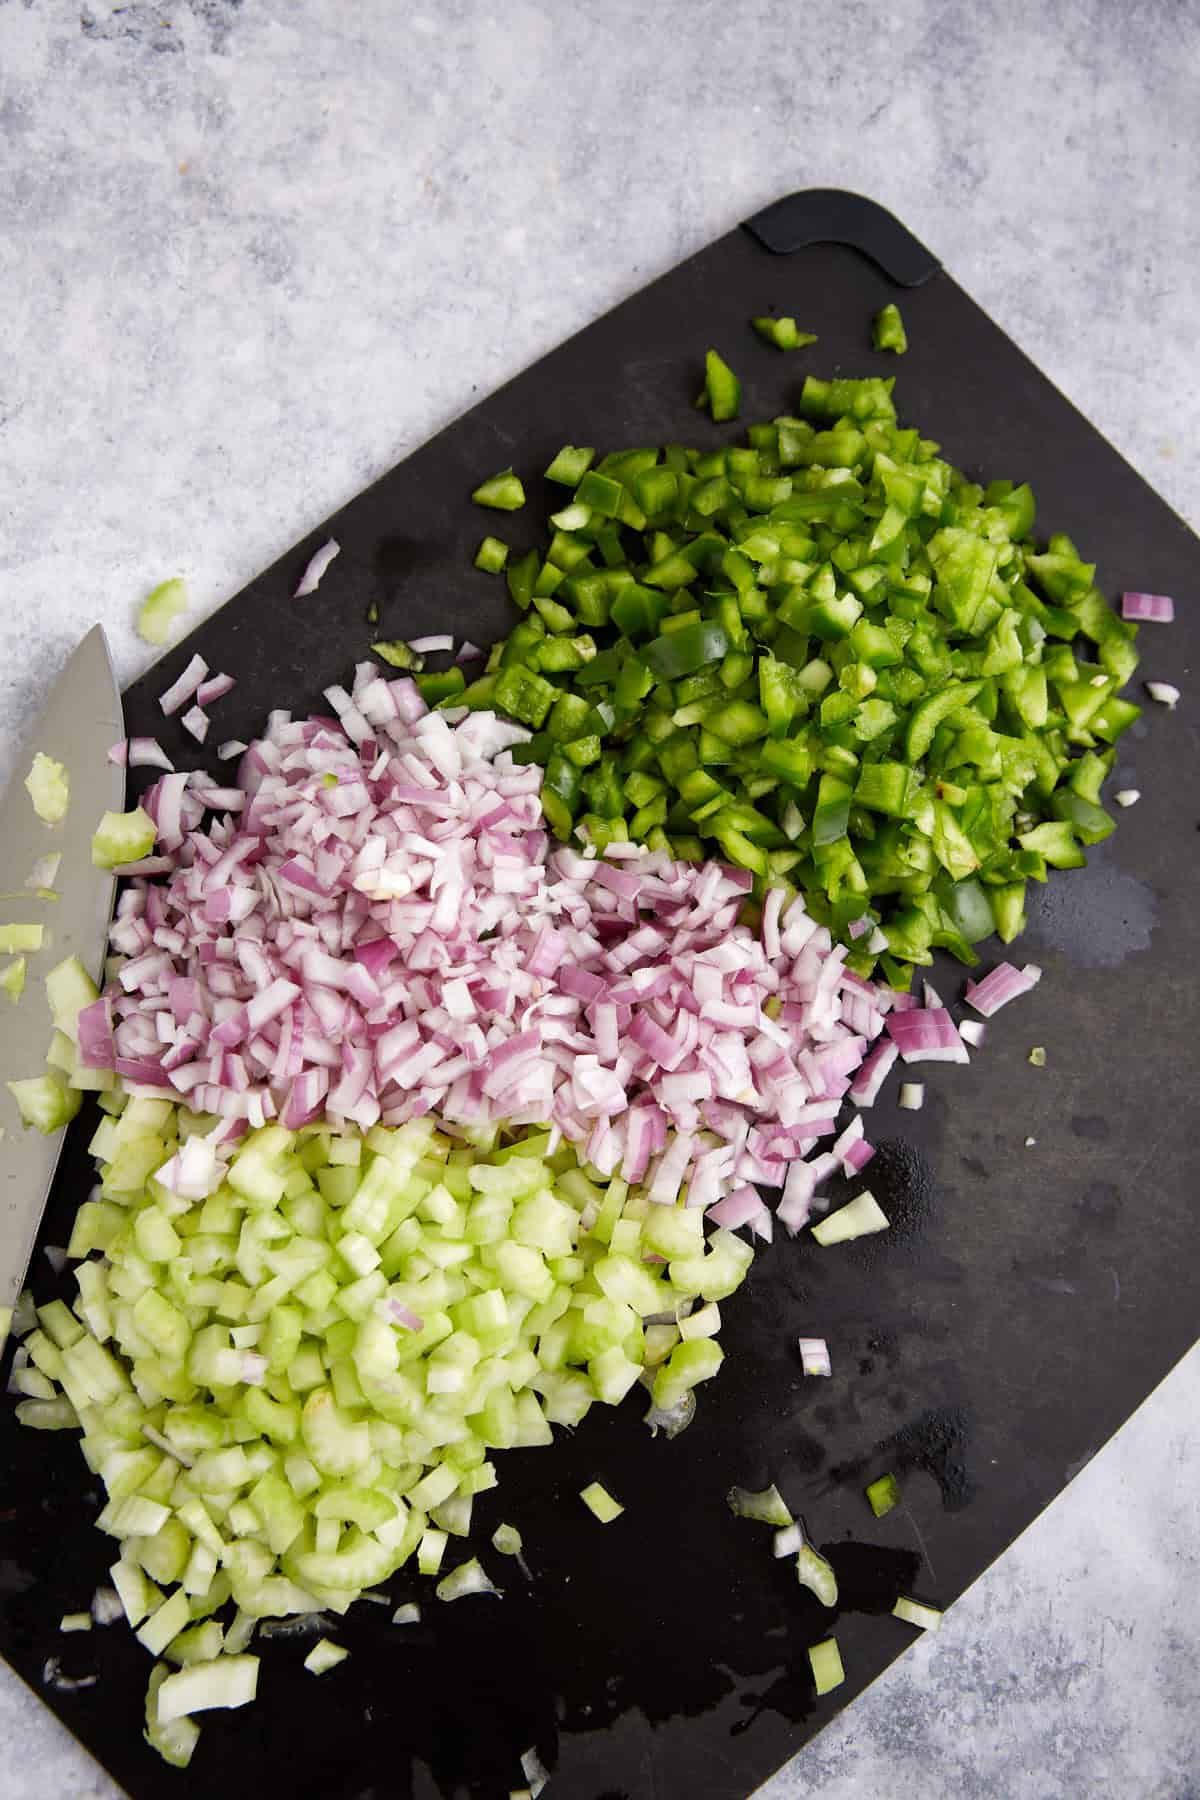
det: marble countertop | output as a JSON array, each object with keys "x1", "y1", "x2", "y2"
[{"x1": 0, "y1": 1, "x2": 1196, "y2": 1795}]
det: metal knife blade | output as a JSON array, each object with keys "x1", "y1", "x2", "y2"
[{"x1": 0, "y1": 626, "x2": 124, "y2": 1310}]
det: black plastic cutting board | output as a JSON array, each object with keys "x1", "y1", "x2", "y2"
[{"x1": 2, "y1": 191, "x2": 1197, "y2": 1800}]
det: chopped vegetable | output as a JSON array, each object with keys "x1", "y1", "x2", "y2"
[
  {"x1": 700, "y1": 349, "x2": 741, "y2": 421},
  {"x1": 752, "y1": 316, "x2": 818, "y2": 351},
  {"x1": 0, "y1": 923, "x2": 43, "y2": 955},
  {"x1": 91, "y1": 806, "x2": 156, "y2": 869},
  {"x1": 893, "y1": 1595, "x2": 942, "y2": 1631},
  {"x1": 369, "y1": 640, "x2": 424, "y2": 670},
  {"x1": 773, "y1": 1523, "x2": 804, "y2": 1558},
  {"x1": 865, "y1": 1472, "x2": 900, "y2": 1517},
  {"x1": 727, "y1": 1484, "x2": 793, "y2": 1527},
  {"x1": 137, "y1": 579, "x2": 189, "y2": 646},
  {"x1": 391, "y1": 1604, "x2": 421, "y2": 1625},
  {"x1": 26, "y1": 852, "x2": 62, "y2": 890},
  {"x1": 1114, "y1": 789, "x2": 1140, "y2": 807},
  {"x1": 808, "y1": 1636, "x2": 845, "y2": 1695},
  {"x1": 158, "y1": 654, "x2": 209, "y2": 716},
  {"x1": 544, "y1": 445, "x2": 595, "y2": 486},
  {"x1": 811, "y1": 1191, "x2": 889, "y2": 1246},
  {"x1": 898, "y1": 1081, "x2": 925, "y2": 1109},
  {"x1": 958, "y1": 1020, "x2": 985, "y2": 1046},
  {"x1": 964, "y1": 961, "x2": 1041, "y2": 1017},
  {"x1": 1, "y1": 958, "x2": 29, "y2": 1005},
  {"x1": 798, "y1": 1337, "x2": 831, "y2": 1377},
  {"x1": 25, "y1": 752, "x2": 69, "y2": 824},
  {"x1": 1146, "y1": 681, "x2": 1179, "y2": 707},
  {"x1": 303, "y1": 1638, "x2": 349, "y2": 1675},
  {"x1": 180, "y1": 706, "x2": 209, "y2": 744},
  {"x1": 872, "y1": 304, "x2": 908, "y2": 354},
  {"x1": 1121, "y1": 592, "x2": 1173, "y2": 623},
  {"x1": 580, "y1": 1481, "x2": 624, "y2": 1523},
  {"x1": 475, "y1": 536, "x2": 510, "y2": 573},
  {"x1": 60, "y1": 1612, "x2": 92, "y2": 1633},
  {"x1": 7, "y1": 1073, "x2": 81, "y2": 1134},
  {"x1": 796, "y1": 1543, "x2": 838, "y2": 1607},
  {"x1": 155, "y1": 1656, "x2": 259, "y2": 1722},
  {"x1": 475, "y1": 377, "x2": 1139, "y2": 979},
  {"x1": 1028, "y1": 1045, "x2": 1046, "y2": 1067},
  {"x1": 492, "y1": 1524, "x2": 523, "y2": 1557},
  {"x1": 436, "y1": 1559, "x2": 500, "y2": 1602},
  {"x1": 472, "y1": 469, "x2": 526, "y2": 511},
  {"x1": 294, "y1": 539, "x2": 340, "y2": 597}
]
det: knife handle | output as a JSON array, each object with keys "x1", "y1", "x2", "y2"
[{"x1": 742, "y1": 188, "x2": 940, "y2": 288}]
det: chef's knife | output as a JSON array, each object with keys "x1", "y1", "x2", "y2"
[{"x1": 0, "y1": 626, "x2": 124, "y2": 1316}]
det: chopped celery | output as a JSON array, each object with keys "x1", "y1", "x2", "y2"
[
  {"x1": 866, "y1": 1472, "x2": 901, "y2": 1518},
  {"x1": 0, "y1": 956, "x2": 27, "y2": 1001},
  {"x1": 579, "y1": 1481, "x2": 623, "y2": 1523},
  {"x1": 155, "y1": 1654, "x2": 259, "y2": 1722},
  {"x1": 137, "y1": 578, "x2": 189, "y2": 646},
  {"x1": 808, "y1": 1636, "x2": 845, "y2": 1696},
  {"x1": 436, "y1": 1558, "x2": 499, "y2": 1602},
  {"x1": 811, "y1": 1191, "x2": 889, "y2": 1246},
  {"x1": 92, "y1": 806, "x2": 156, "y2": 869},
  {"x1": 893, "y1": 1595, "x2": 943, "y2": 1631},
  {"x1": 16, "y1": 1108, "x2": 756, "y2": 1764},
  {"x1": 727, "y1": 1484, "x2": 793, "y2": 1527},
  {"x1": 303, "y1": 1637, "x2": 349, "y2": 1674},
  {"x1": 25, "y1": 751, "x2": 70, "y2": 823},
  {"x1": 0, "y1": 924, "x2": 43, "y2": 955},
  {"x1": 7, "y1": 1072, "x2": 81, "y2": 1134},
  {"x1": 796, "y1": 1544, "x2": 838, "y2": 1607}
]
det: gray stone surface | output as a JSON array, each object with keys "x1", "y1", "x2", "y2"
[{"x1": 0, "y1": 1, "x2": 1196, "y2": 1795}]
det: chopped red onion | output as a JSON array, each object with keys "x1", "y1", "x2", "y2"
[
  {"x1": 1114, "y1": 789, "x2": 1140, "y2": 808},
  {"x1": 885, "y1": 1006, "x2": 968, "y2": 1064},
  {"x1": 181, "y1": 706, "x2": 210, "y2": 744},
  {"x1": 456, "y1": 641, "x2": 483, "y2": 664},
  {"x1": 1121, "y1": 591, "x2": 1174, "y2": 624},
  {"x1": 218, "y1": 740, "x2": 248, "y2": 762},
  {"x1": 196, "y1": 672, "x2": 236, "y2": 707},
  {"x1": 82, "y1": 668, "x2": 922, "y2": 1220},
  {"x1": 158, "y1": 654, "x2": 209, "y2": 717},
  {"x1": 898, "y1": 1082, "x2": 924, "y2": 1111},
  {"x1": 798, "y1": 1336, "x2": 831, "y2": 1377},
  {"x1": 409, "y1": 635, "x2": 453, "y2": 654},
  {"x1": 294, "y1": 537, "x2": 340, "y2": 597},
  {"x1": 1146, "y1": 680, "x2": 1180, "y2": 708},
  {"x1": 958, "y1": 1020, "x2": 986, "y2": 1048},
  {"x1": 964, "y1": 962, "x2": 1042, "y2": 1018}
]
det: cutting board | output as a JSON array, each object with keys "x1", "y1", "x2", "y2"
[{"x1": 2, "y1": 190, "x2": 1196, "y2": 1800}]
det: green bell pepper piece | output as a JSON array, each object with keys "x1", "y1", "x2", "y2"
[{"x1": 872, "y1": 304, "x2": 908, "y2": 354}]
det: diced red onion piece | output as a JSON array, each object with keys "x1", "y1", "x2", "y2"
[
  {"x1": 409, "y1": 635, "x2": 453, "y2": 654},
  {"x1": 798, "y1": 1336, "x2": 831, "y2": 1377},
  {"x1": 1121, "y1": 591, "x2": 1174, "y2": 623},
  {"x1": 181, "y1": 705, "x2": 210, "y2": 744},
  {"x1": 964, "y1": 962, "x2": 1042, "y2": 1018},
  {"x1": 158, "y1": 653, "x2": 209, "y2": 716},
  {"x1": 196, "y1": 673, "x2": 236, "y2": 707},
  {"x1": 294, "y1": 538, "x2": 340, "y2": 597}
]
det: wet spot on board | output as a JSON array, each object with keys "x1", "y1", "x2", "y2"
[
  {"x1": 1023, "y1": 849, "x2": 1156, "y2": 967},
  {"x1": 858, "y1": 1138, "x2": 934, "y2": 1252},
  {"x1": 1078, "y1": 1180, "x2": 1121, "y2": 1227},
  {"x1": 1071, "y1": 1114, "x2": 1111, "y2": 1142},
  {"x1": 830, "y1": 1406, "x2": 976, "y2": 1511}
]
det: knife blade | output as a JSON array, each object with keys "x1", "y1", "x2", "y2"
[{"x1": 0, "y1": 626, "x2": 124, "y2": 1312}]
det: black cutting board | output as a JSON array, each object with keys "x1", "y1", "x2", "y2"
[{"x1": 2, "y1": 191, "x2": 1196, "y2": 1800}]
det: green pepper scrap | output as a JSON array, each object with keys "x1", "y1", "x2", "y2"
[{"x1": 465, "y1": 369, "x2": 1141, "y2": 981}]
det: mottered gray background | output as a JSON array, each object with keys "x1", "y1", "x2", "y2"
[{"x1": 0, "y1": 2, "x2": 1197, "y2": 1796}]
